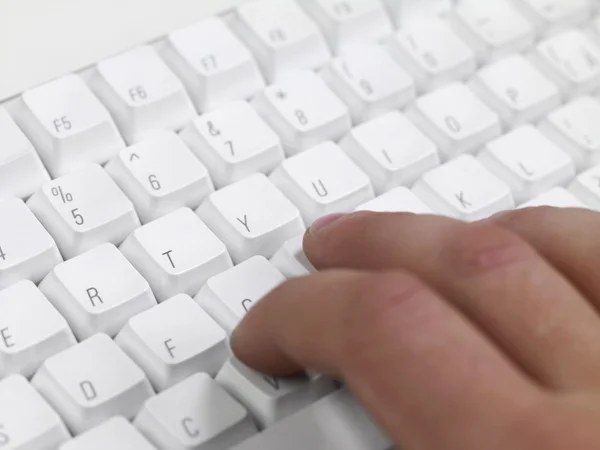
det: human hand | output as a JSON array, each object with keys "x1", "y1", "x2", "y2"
[{"x1": 231, "y1": 208, "x2": 600, "y2": 450}]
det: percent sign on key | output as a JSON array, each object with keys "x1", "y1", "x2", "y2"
[{"x1": 52, "y1": 186, "x2": 73, "y2": 203}]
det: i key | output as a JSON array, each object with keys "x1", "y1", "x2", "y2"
[
  {"x1": 533, "y1": 30, "x2": 600, "y2": 98},
  {"x1": 197, "y1": 174, "x2": 305, "y2": 264},
  {"x1": 0, "y1": 108, "x2": 50, "y2": 201},
  {"x1": 406, "y1": 83, "x2": 502, "y2": 160},
  {"x1": 479, "y1": 126, "x2": 576, "y2": 204},
  {"x1": 320, "y1": 45, "x2": 416, "y2": 123},
  {"x1": 0, "y1": 198, "x2": 62, "y2": 289},
  {"x1": 302, "y1": 0, "x2": 394, "y2": 55},
  {"x1": 413, "y1": 155, "x2": 514, "y2": 221},
  {"x1": 470, "y1": 54, "x2": 561, "y2": 129},
  {"x1": 28, "y1": 164, "x2": 140, "y2": 259},
  {"x1": 13, "y1": 74, "x2": 125, "y2": 177},
  {"x1": 386, "y1": 16, "x2": 477, "y2": 92},
  {"x1": 196, "y1": 256, "x2": 286, "y2": 334},
  {"x1": 39, "y1": 243, "x2": 157, "y2": 340},
  {"x1": 340, "y1": 111, "x2": 440, "y2": 195},
  {"x1": 60, "y1": 417, "x2": 157, "y2": 450},
  {"x1": 510, "y1": 0, "x2": 592, "y2": 34},
  {"x1": 180, "y1": 102, "x2": 285, "y2": 188},
  {"x1": 135, "y1": 373, "x2": 257, "y2": 450},
  {"x1": 106, "y1": 131, "x2": 215, "y2": 223},
  {"x1": 163, "y1": 17, "x2": 265, "y2": 112},
  {"x1": 117, "y1": 294, "x2": 227, "y2": 391},
  {"x1": 120, "y1": 208, "x2": 233, "y2": 302},
  {"x1": 0, "y1": 280, "x2": 75, "y2": 378},
  {"x1": 270, "y1": 142, "x2": 374, "y2": 224},
  {"x1": 540, "y1": 97, "x2": 600, "y2": 172},
  {"x1": 90, "y1": 45, "x2": 197, "y2": 144},
  {"x1": 253, "y1": 71, "x2": 351, "y2": 155},
  {"x1": 0, "y1": 375, "x2": 70, "y2": 450},
  {"x1": 230, "y1": 0, "x2": 331, "y2": 82},
  {"x1": 32, "y1": 333, "x2": 154, "y2": 434}
]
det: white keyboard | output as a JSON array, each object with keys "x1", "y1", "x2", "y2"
[{"x1": 2, "y1": 0, "x2": 600, "y2": 448}]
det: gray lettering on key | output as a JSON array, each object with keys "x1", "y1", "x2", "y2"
[
  {"x1": 381, "y1": 149, "x2": 393, "y2": 165},
  {"x1": 312, "y1": 180, "x2": 328, "y2": 198},
  {"x1": 163, "y1": 250, "x2": 175, "y2": 269},
  {"x1": 80, "y1": 380, "x2": 97, "y2": 401},
  {"x1": 182, "y1": 417, "x2": 199, "y2": 438},
  {"x1": 164, "y1": 339, "x2": 176, "y2": 359},
  {"x1": 237, "y1": 215, "x2": 250, "y2": 233},
  {"x1": 241, "y1": 299, "x2": 253, "y2": 312},
  {"x1": 0, "y1": 328, "x2": 14, "y2": 349},
  {"x1": 263, "y1": 375, "x2": 280, "y2": 390},
  {"x1": 519, "y1": 162, "x2": 534, "y2": 177},
  {"x1": 86, "y1": 287, "x2": 103, "y2": 307},
  {"x1": 455, "y1": 192, "x2": 472, "y2": 209},
  {"x1": 0, "y1": 424, "x2": 9, "y2": 445}
]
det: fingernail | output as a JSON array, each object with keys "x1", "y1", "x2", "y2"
[{"x1": 307, "y1": 213, "x2": 347, "y2": 234}]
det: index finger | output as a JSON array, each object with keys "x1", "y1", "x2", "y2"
[{"x1": 231, "y1": 269, "x2": 541, "y2": 449}]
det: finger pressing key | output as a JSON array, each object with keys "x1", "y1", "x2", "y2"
[{"x1": 231, "y1": 269, "x2": 541, "y2": 450}]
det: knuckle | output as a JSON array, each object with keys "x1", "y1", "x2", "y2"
[
  {"x1": 337, "y1": 272, "x2": 428, "y2": 369},
  {"x1": 442, "y1": 222, "x2": 534, "y2": 277}
]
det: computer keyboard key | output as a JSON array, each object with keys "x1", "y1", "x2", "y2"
[
  {"x1": 28, "y1": 164, "x2": 140, "y2": 259},
  {"x1": 533, "y1": 30, "x2": 600, "y2": 98},
  {"x1": 340, "y1": 111, "x2": 440, "y2": 195},
  {"x1": 270, "y1": 236, "x2": 316, "y2": 279},
  {"x1": 0, "y1": 280, "x2": 76, "y2": 378},
  {"x1": 479, "y1": 126, "x2": 576, "y2": 204},
  {"x1": 230, "y1": 0, "x2": 331, "y2": 82},
  {"x1": 163, "y1": 17, "x2": 265, "y2": 113},
  {"x1": 90, "y1": 45, "x2": 196, "y2": 145},
  {"x1": 386, "y1": 17, "x2": 477, "y2": 92},
  {"x1": 14, "y1": 74, "x2": 125, "y2": 177},
  {"x1": 406, "y1": 83, "x2": 502, "y2": 160},
  {"x1": 230, "y1": 388, "x2": 392, "y2": 450},
  {"x1": 0, "y1": 108, "x2": 50, "y2": 201},
  {"x1": 470, "y1": 54, "x2": 561, "y2": 129},
  {"x1": 450, "y1": 0, "x2": 535, "y2": 62},
  {"x1": 511, "y1": 0, "x2": 592, "y2": 33},
  {"x1": 60, "y1": 417, "x2": 157, "y2": 450},
  {"x1": 301, "y1": 0, "x2": 393, "y2": 54},
  {"x1": 197, "y1": 174, "x2": 305, "y2": 264},
  {"x1": 180, "y1": 102, "x2": 284, "y2": 189},
  {"x1": 39, "y1": 243, "x2": 156, "y2": 340},
  {"x1": 0, "y1": 198, "x2": 62, "y2": 289},
  {"x1": 355, "y1": 186, "x2": 435, "y2": 214},
  {"x1": 0, "y1": 375, "x2": 70, "y2": 450},
  {"x1": 32, "y1": 333, "x2": 154, "y2": 434},
  {"x1": 116, "y1": 294, "x2": 227, "y2": 391},
  {"x1": 569, "y1": 164, "x2": 600, "y2": 210},
  {"x1": 540, "y1": 97, "x2": 600, "y2": 172},
  {"x1": 217, "y1": 358, "x2": 321, "y2": 429},
  {"x1": 413, "y1": 155, "x2": 514, "y2": 221},
  {"x1": 253, "y1": 71, "x2": 352, "y2": 155},
  {"x1": 135, "y1": 373, "x2": 257, "y2": 450},
  {"x1": 105, "y1": 131, "x2": 215, "y2": 223},
  {"x1": 520, "y1": 187, "x2": 588, "y2": 208},
  {"x1": 196, "y1": 256, "x2": 286, "y2": 334},
  {"x1": 320, "y1": 45, "x2": 416, "y2": 123},
  {"x1": 120, "y1": 208, "x2": 233, "y2": 302},
  {"x1": 271, "y1": 141, "x2": 374, "y2": 224}
]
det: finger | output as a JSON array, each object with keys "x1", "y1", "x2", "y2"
[
  {"x1": 303, "y1": 212, "x2": 600, "y2": 390},
  {"x1": 490, "y1": 207, "x2": 600, "y2": 310},
  {"x1": 232, "y1": 269, "x2": 540, "y2": 450}
]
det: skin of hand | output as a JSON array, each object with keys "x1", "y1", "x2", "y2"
[{"x1": 230, "y1": 207, "x2": 600, "y2": 450}]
